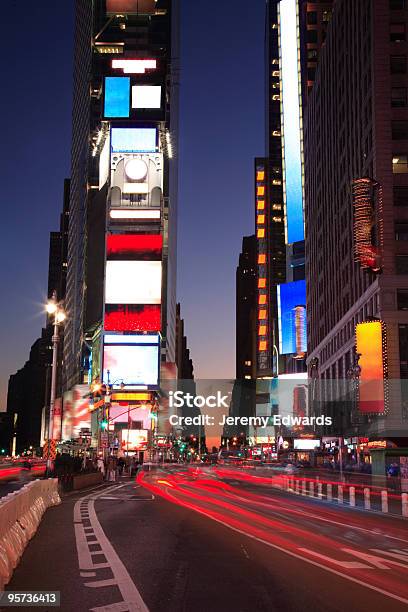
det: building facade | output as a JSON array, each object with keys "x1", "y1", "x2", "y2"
[
  {"x1": 63, "y1": 0, "x2": 179, "y2": 401},
  {"x1": 305, "y1": 0, "x2": 408, "y2": 442}
]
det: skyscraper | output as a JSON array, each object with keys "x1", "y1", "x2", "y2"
[
  {"x1": 64, "y1": 1, "x2": 180, "y2": 403},
  {"x1": 305, "y1": 0, "x2": 408, "y2": 441}
]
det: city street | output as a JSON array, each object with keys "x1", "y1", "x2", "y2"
[{"x1": 5, "y1": 468, "x2": 408, "y2": 612}]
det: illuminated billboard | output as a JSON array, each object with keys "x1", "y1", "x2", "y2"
[
  {"x1": 294, "y1": 439, "x2": 320, "y2": 450},
  {"x1": 279, "y1": 0, "x2": 304, "y2": 244},
  {"x1": 111, "y1": 127, "x2": 157, "y2": 153},
  {"x1": 112, "y1": 59, "x2": 157, "y2": 74},
  {"x1": 104, "y1": 77, "x2": 130, "y2": 118},
  {"x1": 105, "y1": 260, "x2": 161, "y2": 304},
  {"x1": 62, "y1": 385, "x2": 91, "y2": 441},
  {"x1": 103, "y1": 344, "x2": 159, "y2": 387},
  {"x1": 277, "y1": 280, "x2": 307, "y2": 355},
  {"x1": 106, "y1": 0, "x2": 156, "y2": 15},
  {"x1": 356, "y1": 321, "x2": 388, "y2": 414},
  {"x1": 120, "y1": 429, "x2": 149, "y2": 452},
  {"x1": 110, "y1": 209, "x2": 160, "y2": 221},
  {"x1": 107, "y1": 234, "x2": 162, "y2": 260},
  {"x1": 132, "y1": 85, "x2": 162, "y2": 109},
  {"x1": 104, "y1": 304, "x2": 161, "y2": 332}
]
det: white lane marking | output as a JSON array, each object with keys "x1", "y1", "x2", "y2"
[
  {"x1": 240, "y1": 545, "x2": 250, "y2": 560},
  {"x1": 91, "y1": 602, "x2": 134, "y2": 612},
  {"x1": 298, "y1": 548, "x2": 369, "y2": 569},
  {"x1": 74, "y1": 485, "x2": 150, "y2": 611},
  {"x1": 81, "y1": 572, "x2": 96, "y2": 578},
  {"x1": 223, "y1": 489, "x2": 408, "y2": 545},
  {"x1": 161, "y1": 488, "x2": 408, "y2": 606},
  {"x1": 370, "y1": 549, "x2": 408, "y2": 565}
]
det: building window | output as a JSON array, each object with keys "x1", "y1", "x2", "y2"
[
  {"x1": 392, "y1": 120, "x2": 408, "y2": 139},
  {"x1": 391, "y1": 23, "x2": 406, "y2": 42},
  {"x1": 391, "y1": 55, "x2": 407, "y2": 73},
  {"x1": 394, "y1": 186, "x2": 408, "y2": 205},
  {"x1": 395, "y1": 221, "x2": 408, "y2": 240},
  {"x1": 307, "y1": 11, "x2": 317, "y2": 25},
  {"x1": 398, "y1": 289, "x2": 408, "y2": 310},
  {"x1": 322, "y1": 10, "x2": 332, "y2": 23},
  {"x1": 390, "y1": 0, "x2": 406, "y2": 9},
  {"x1": 396, "y1": 255, "x2": 408, "y2": 273},
  {"x1": 307, "y1": 29, "x2": 318, "y2": 43},
  {"x1": 307, "y1": 48, "x2": 318, "y2": 61},
  {"x1": 393, "y1": 154, "x2": 408, "y2": 173},
  {"x1": 392, "y1": 87, "x2": 408, "y2": 107}
]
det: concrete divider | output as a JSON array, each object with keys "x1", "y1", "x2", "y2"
[{"x1": 0, "y1": 479, "x2": 61, "y2": 590}]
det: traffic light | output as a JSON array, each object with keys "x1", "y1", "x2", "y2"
[{"x1": 101, "y1": 419, "x2": 108, "y2": 431}]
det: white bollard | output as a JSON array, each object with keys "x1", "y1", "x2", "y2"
[
  {"x1": 295, "y1": 480, "x2": 300, "y2": 495},
  {"x1": 402, "y1": 493, "x2": 408, "y2": 518},
  {"x1": 338, "y1": 485, "x2": 343, "y2": 504},
  {"x1": 327, "y1": 483, "x2": 332, "y2": 501},
  {"x1": 318, "y1": 482, "x2": 323, "y2": 499},
  {"x1": 309, "y1": 481, "x2": 315, "y2": 497},
  {"x1": 381, "y1": 490, "x2": 388, "y2": 513},
  {"x1": 349, "y1": 486, "x2": 355, "y2": 507},
  {"x1": 364, "y1": 487, "x2": 370, "y2": 510},
  {"x1": 302, "y1": 480, "x2": 307, "y2": 496}
]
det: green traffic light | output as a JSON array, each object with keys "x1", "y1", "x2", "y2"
[{"x1": 101, "y1": 420, "x2": 108, "y2": 430}]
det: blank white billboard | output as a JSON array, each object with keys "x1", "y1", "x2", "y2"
[
  {"x1": 105, "y1": 260, "x2": 162, "y2": 304},
  {"x1": 131, "y1": 85, "x2": 162, "y2": 109}
]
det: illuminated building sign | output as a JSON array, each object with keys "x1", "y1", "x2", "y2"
[
  {"x1": 106, "y1": 0, "x2": 156, "y2": 15},
  {"x1": 107, "y1": 234, "x2": 162, "y2": 260},
  {"x1": 132, "y1": 85, "x2": 162, "y2": 109},
  {"x1": 104, "y1": 77, "x2": 130, "y2": 118},
  {"x1": 111, "y1": 127, "x2": 157, "y2": 153},
  {"x1": 356, "y1": 321, "x2": 388, "y2": 414},
  {"x1": 120, "y1": 429, "x2": 149, "y2": 452},
  {"x1": 105, "y1": 304, "x2": 161, "y2": 332},
  {"x1": 278, "y1": 0, "x2": 304, "y2": 244},
  {"x1": 110, "y1": 209, "x2": 161, "y2": 221},
  {"x1": 105, "y1": 260, "x2": 162, "y2": 304},
  {"x1": 255, "y1": 159, "x2": 270, "y2": 371},
  {"x1": 352, "y1": 178, "x2": 382, "y2": 272},
  {"x1": 277, "y1": 280, "x2": 307, "y2": 355},
  {"x1": 62, "y1": 385, "x2": 91, "y2": 441},
  {"x1": 112, "y1": 59, "x2": 157, "y2": 74},
  {"x1": 103, "y1": 343, "x2": 159, "y2": 388},
  {"x1": 293, "y1": 439, "x2": 320, "y2": 450}
]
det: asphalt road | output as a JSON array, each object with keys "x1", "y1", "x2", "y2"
[{"x1": 3, "y1": 466, "x2": 408, "y2": 612}]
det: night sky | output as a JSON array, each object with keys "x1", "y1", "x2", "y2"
[{"x1": 0, "y1": 0, "x2": 265, "y2": 410}]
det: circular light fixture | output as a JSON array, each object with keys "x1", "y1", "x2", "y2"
[{"x1": 125, "y1": 158, "x2": 148, "y2": 181}]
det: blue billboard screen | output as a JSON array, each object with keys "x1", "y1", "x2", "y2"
[
  {"x1": 104, "y1": 77, "x2": 130, "y2": 118},
  {"x1": 279, "y1": 0, "x2": 304, "y2": 244},
  {"x1": 111, "y1": 127, "x2": 157, "y2": 153},
  {"x1": 277, "y1": 280, "x2": 307, "y2": 355}
]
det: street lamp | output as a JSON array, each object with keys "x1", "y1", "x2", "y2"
[{"x1": 46, "y1": 290, "x2": 66, "y2": 471}]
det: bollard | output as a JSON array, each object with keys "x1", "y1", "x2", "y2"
[
  {"x1": 295, "y1": 480, "x2": 300, "y2": 495},
  {"x1": 302, "y1": 480, "x2": 307, "y2": 496},
  {"x1": 364, "y1": 488, "x2": 370, "y2": 510},
  {"x1": 317, "y1": 482, "x2": 323, "y2": 499},
  {"x1": 349, "y1": 486, "x2": 355, "y2": 507},
  {"x1": 338, "y1": 485, "x2": 343, "y2": 504},
  {"x1": 402, "y1": 493, "x2": 408, "y2": 518},
  {"x1": 327, "y1": 483, "x2": 332, "y2": 501},
  {"x1": 309, "y1": 481, "x2": 315, "y2": 497},
  {"x1": 290, "y1": 477, "x2": 295, "y2": 491},
  {"x1": 381, "y1": 490, "x2": 388, "y2": 514}
]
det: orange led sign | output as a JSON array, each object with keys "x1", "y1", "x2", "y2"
[{"x1": 356, "y1": 321, "x2": 387, "y2": 414}]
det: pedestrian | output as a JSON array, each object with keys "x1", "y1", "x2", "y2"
[
  {"x1": 107, "y1": 455, "x2": 117, "y2": 482},
  {"x1": 97, "y1": 456, "x2": 105, "y2": 479}
]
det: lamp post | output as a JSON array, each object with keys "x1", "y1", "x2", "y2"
[{"x1": 46, "y1": 291, "x2": 66, "y2": 472}]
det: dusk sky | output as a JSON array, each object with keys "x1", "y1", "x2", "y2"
[{"x1": 0, "y1": 0, "x2": 265, "y2": 410}]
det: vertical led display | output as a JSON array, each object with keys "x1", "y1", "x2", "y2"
[
  {"x1": 277, "y1": 280, "x2": 307, "y2": 355},
  {"x1": 256, "y1": 160, "x2": 270, "y2": 371},
  {"x1": 104, "y1": 77, "x2": 130, "y2": 118},
  {"x1": 279, "y1": 0, "x2": 304, "y2": 244},
  {"x1": 356, "y1": 321, "x2": 388, "y2": 414}
]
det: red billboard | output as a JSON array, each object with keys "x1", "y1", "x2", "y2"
[
  {"x1": 107, "y1": 234, "x2": 162, "y2": 260},
  {"x1": 104, "y1": 304, "x2": 161, "y2": 332}
]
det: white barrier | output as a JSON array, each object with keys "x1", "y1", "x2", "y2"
[
  {"x1": 0, "y1": 479, "x2": 60, "y2": 590},
  {"x1": 402, "y1": 493, "x2": 408, "y2": 518}
]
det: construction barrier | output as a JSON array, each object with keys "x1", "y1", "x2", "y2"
[{"x1": 0, "y1": 479, "x2": 61, "y2": 590}]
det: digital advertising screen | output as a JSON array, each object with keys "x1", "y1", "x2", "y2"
[
  {"x1": 277, "y1": 280, "x2": 307, "y2": 355},
  {"x1": 356, "y1": 321, "x2": 387, "y2": 414},
  {"x1": 107, "y1": 234, "x2": 162, "y2": 260},
  {"x1": 105, "y1": 260, "x2": 162, "y2": 304},
  {"x1": 104, "y1": 304, "x2": 161, "y2": 332},
  {"x1": 293, "y1": 439, "x2": 320, "y2": 450},
  {"x1": 104, "y1": 77, "x2": 130, "y2": 118},
  {"x1": 279, "y1": 0, "x2": 304, "y2": 244},
  {"x1": 103, "y1": 343, "x2": 159, "y2": 387},
  {"x1": 111, "y1": 127, "x2": 157, "y2": 153},
  {"x1": 61, "y1": 385, "x2": 91, "y2": 441},
  {"x1": 120, "y1": 429, "x2": 149, "y2": 452},
  {"x1": 131, "y1": 85, "x2": 162, "y2": 109}
]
